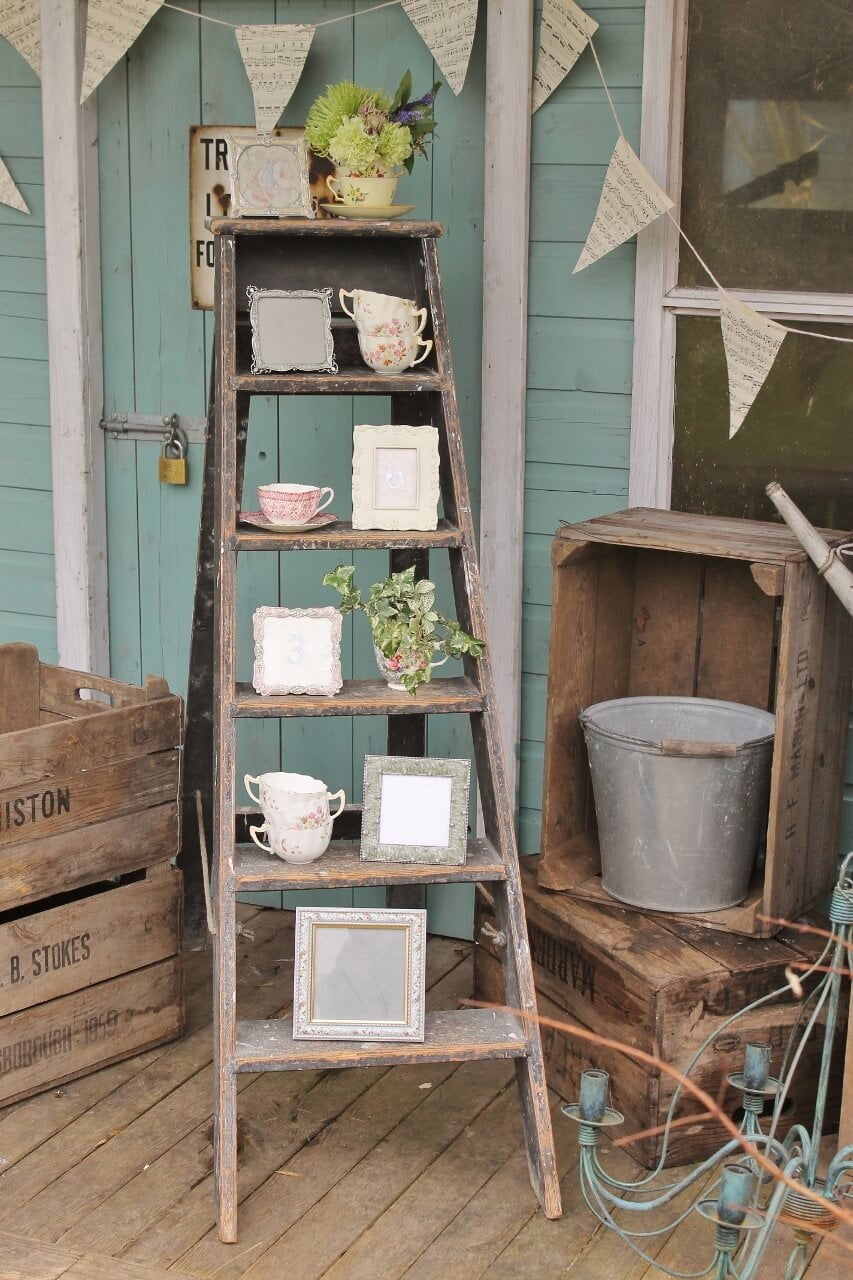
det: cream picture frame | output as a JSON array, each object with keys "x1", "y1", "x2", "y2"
[
  {"x1": 351, "y1": 424, "x2": 440, "y2": 531},
  {"x1": 226, "y1": 133, "x2": 314, "y2": 219},
  {"x1": 252, "y1": 606, "x2": 343, "y2": 696},
  {"x1": 293, "y1": 907, "x2": 427, "y2": 1041}
]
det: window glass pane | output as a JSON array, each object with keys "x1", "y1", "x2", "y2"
[
  {"x1": 679, "y1": 0, "x2": 853, "y2": 292},
  {"x1": 671, "y1": 316, "x2": 853, "y2": 530}
]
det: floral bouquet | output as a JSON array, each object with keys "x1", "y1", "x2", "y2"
[{"x1": 305, "y1": 71, "x2": 441, "y2": 180}]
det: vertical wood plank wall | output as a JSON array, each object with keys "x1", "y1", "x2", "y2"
[
  {"x1": 96, "y1": 0, "x2": 486, "y2": 932},
  {"x1": 518, "y1": 2, "x2": 641, "y2": 853},
  {"x1": 0, "y1": 41, "x2": 56, "y2": 659}
]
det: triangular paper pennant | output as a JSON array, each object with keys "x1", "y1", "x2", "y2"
[
  {"x1": 402, "y1": 0, "x2": 478, "y2": 96},
  {"x1": 0, "y1": 0, "x2": 41, "y2": 78},
  {"x1": 574, "y1": 136, "x2": 674, "y2": 272},
  {"x1": 531, "y1": 0, "x2": 598, "y2": 112},
  {"x1": 719, "y1": 290, "x2": 786, "y2": 438},
  {"x1": 236, "y1": 24, "x2": 315, "y2": 136},
  {"x1": 0, "y1": 154, "x2": 29, "y2": 214},
  {"x1": 80, "y1": 0, "x2": 163, "y2": 103}
]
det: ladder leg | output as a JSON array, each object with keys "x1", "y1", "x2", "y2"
[{"x1": 213, "y1": 960, "x2": 239, "y2": 1242}]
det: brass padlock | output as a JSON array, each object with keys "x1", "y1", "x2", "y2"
[{"x1": 159, "y1": 432, "x2": 188, "y2": 485}]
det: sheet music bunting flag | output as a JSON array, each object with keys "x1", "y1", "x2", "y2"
[
  {"x1": 81, "y1": 0, "x2": 164, "y2": 103},
  {"x1": 574, "y1": 136, "x2": 673, "y2": 272},
  {"x1": 719, "y1": 290, "x2": 786, "y2": 438},
  {"x1": 531, "y1": 0, "x2": 597, "y2": 112},
  {"x1": 236, "y1": 24, "x2": 315, "y2": 136},
  {"x1": 0, "y1": 155, "x2": 29, "y2": 215},
  {"x1": 402, "y1": 0, "x2": 478, "y2": 96},
  {"x1": 0, "y1": 0, "x2": 40, "y2": 77}
]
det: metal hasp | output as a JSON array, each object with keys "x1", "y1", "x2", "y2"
[{"x1": 562, "y1": 852, "x2": 853, "y2": 1279}]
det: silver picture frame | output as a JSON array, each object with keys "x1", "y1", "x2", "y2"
[
  {"x1": 252, "y1": 606, "x2": 343, "y2": 696},
  {"x1": 226, "y1": 133, "x2": 315, "y2": 219},
  {"x1": 360, "y1": 754, "x2": 471, "y2": 865},
  {"x1": 293, "y1": 906, "x2": 426, "y2": 1042},
  {"x1": 351, "y1": 423, "x2": 440, "y2": 531},
  {"x1": 247, "y1": 286, "x2": 338, "y2": 374}
]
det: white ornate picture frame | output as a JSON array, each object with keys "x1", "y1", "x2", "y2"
[
  {"x1": 226, "y1": 133, "x2": 314, "y2": 218},
  {"x1": 293, "y1": 907, "x2": 426, "y2": 1042},
  {"x1": 361, "y1": 754, "x2": 471, "y2": 865},
  {"x1": 352, "y1": 424, "x2": 440, "y2": 531},
  {"x1": 247, "y1": 287, "x2": 337, "y2": 374},
  {"x1": 252, "y1": 606, "x2": 343, "y2": 696}
]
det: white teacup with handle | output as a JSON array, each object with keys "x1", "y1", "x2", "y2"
[
  {"x1": 357, "y1": 330, "x2": 433, "y2": 375},
  {"x1": 249, "y1": 818, "x2": 333, "y2": 864},
  {"x1": 340, "y1": 288, "x2": 428, "y2": 338},
  {"x1": 244, "y1": 771, "x2": 345, "y2": 826}
]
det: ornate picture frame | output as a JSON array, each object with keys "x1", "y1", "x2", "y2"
[
  {"x1": 360, "y1": 754, "x2": 471, "y2": 865},
  {"x1": 351, "y1": 424, "x2": 440, "y2": 531},
  {"x1": 293, "y1": 906, "x2": 427, "y2": 1042},
  {"x1": 247, "y1": 287, "x2": 338, "y2": 374},
  {"x1": 252, "y1": 606, "x2": 343, "y2": 696},
  {"x1": 226, "y1": 133, "x2": 314, "y2": 219}
]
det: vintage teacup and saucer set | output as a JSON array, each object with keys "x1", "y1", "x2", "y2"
[
  {"x1": 319, "y1": 173, "x2": 415, "y2": 221},
  {"x1": 245, "y1": 771, "x2": 346, "y2": 865},
  {"x1": 240, "y1": 481, "x2": 339, "y2": 532}
]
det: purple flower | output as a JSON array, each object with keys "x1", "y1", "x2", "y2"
[{"x1": 391, "y1": 107, "x2": 420, "y2": 124}]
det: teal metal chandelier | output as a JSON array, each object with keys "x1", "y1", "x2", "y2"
[{"x1": 563, "y1": 852, "x2": 853, "y2": 1279}]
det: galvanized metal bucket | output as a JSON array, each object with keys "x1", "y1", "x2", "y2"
[{"x1": 580, "y1": 696, "x2": 776, "y2": 914}]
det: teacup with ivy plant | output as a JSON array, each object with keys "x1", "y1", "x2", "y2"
[
  {"x1": 306, "y1": 71, "x2": 440, "y2": 207},
  {"x1": 323, "y1": 564, "x2": 484, "y2": 694}
]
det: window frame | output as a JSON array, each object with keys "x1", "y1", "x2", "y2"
[{"x1": 629, "y1": 0, "x2": 853, "y2": 508}]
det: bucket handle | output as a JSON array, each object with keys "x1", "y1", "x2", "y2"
[{"x1": 660, "y1": 738, "x2": 739, "y2": 758}]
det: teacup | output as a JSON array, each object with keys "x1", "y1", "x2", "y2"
[
  {"x1": 357, "y1": 331, "x2": 433, "y2": 375},
  {"x1": 340, "y1": 288, "x2": 428, "y2": 338},
  {"x1": 244, "y1": 771, "x2": 346, "y2": 827},
  {"x1": 257, "y1": 483, "x2": 334, "y2": 526},
  {"x1": 327, "y1": 173, "x2": 399, "y2": 207},
  {"x1": 249, "y1": 819, "x2": 333, "y2": 865}
]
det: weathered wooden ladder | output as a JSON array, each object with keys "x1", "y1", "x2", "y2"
[{"x1": 205, "y1": 218, "x2": 561, "y2": 1241}]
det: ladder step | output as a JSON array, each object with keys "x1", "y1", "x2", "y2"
[
  {"x1": 233, "y1": 519, "x2": 462, "y2": 552},
  {"x1": 231, "y1": 677, "x2": 485, "y2": 718},
  {"x1": 235, "y1": 1009, "x2": 529, "y2": 1072},
  {"x1": 231, "y1": 369, "x2": 447, "y2": 395},
  {"x1": 233, "y1": 837, "x2": 506, "y2": 891}
]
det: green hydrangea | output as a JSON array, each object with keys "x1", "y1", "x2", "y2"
[
  {"x1": 327, "y1": 117, "x2": 382, "y2": 175},
  {"x1": 305, "y1": 81, "x2": 391, "y2": 156},
  {"x1": 376, "y1": 121, "x2": 413, "y2": 169}
]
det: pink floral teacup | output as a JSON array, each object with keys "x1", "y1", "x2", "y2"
[
  {"x1": 340, "y1": 288, "x2": 428, "y2": 338},
  {"x1": 257, "y1": 483, "x2": 334, "y2": 526},
  {"x1": 357, "y1": 331, "x2": 433, "y2": 375},
  {"x1": 249, "y1": 818, "x2": 333, "y2": 864}
]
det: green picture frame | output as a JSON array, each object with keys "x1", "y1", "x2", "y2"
[{"x1": 360, "y1": 754, "x2": 471, "y2": 865}]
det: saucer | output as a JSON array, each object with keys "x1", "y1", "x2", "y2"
[
  {"x1": 240, "y1": 511, "x2": 339, "y2": 532},
  {"x1": 319, "y1": 203, "x2": 416, "y2": 220}
]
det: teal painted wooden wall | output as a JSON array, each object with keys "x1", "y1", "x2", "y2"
[
  {"x1": 0, "y1": 40, "x2": 56, "y2": 660},
  {"x1": 97, "y1": 0, "x2": 486, "y2": 932},
  {"x1": 519, "y1": 2, "x2": 641, "y2": 854}
]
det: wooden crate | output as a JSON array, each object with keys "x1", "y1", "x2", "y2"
[
  {"x1": 0, "y1": 643, "x2": 182, "y2": 911},
  {"x1": 0, "y1": 862, "x2": 184, "y2": 1106},
  {"x1": 475, "y1": 861, "x2": 847, "y2": 1168},
  {"x1": 539, "y1": 508, "x2": 853, "y2": 937}
]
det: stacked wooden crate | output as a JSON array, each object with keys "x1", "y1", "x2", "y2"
[{"x1": 0, "y1": 644, "x2": 184, "y2": 1106}]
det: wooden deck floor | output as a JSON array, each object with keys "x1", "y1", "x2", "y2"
[{"x1": 0, "y1": 904, "x2": 849, "y2": 1280}]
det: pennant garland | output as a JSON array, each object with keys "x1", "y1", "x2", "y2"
[
  {"x1": 718, "y1": 291, "x2": 787, "y2": 438},
  {"x1": 0, "y1": 0, "x2": 40, "y2": 78},
  {"x1": 531, "y1": 0, "x2": 597, "y2": 112},
  {"x1": 80, "y1": 0, "x2": 163, "y2": 104},
  {"x1": 402, "y1": 0, "x2": 478, "y2": 96},
  {"x1": 236, "y1": 24, "x2": 316, "y2": 136},
  {"x1": 0, "y1": 155, "x2": 29, "y2": 215},
  {"x1": 574, "y1": 136, "x2": 673, "y2": 273}
]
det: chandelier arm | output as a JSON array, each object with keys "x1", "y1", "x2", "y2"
[
  {"x1": 726, "y1": 1168, "x2": 796, "y2": 1280},
  {"x1": 806, "y1": 937, "x2": 846, "y2": 1183},
  {"x1": 825, "y1": 1148, "x2": 853, "y2": 1190},
  {"x1": 764, "y1": 974, "x2": 833, "y2": 1155}
]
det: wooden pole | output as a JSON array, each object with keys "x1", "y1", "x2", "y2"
[
  {"x1": 479, "y1": 0, "x2": 535, "y2": 811},
  {"x1": 40, "y1": 0, "x2": 109, "y2": 673}
]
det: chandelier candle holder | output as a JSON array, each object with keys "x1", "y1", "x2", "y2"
[{"x1": 562, "y1": 853, "x2": 853, "y2": 1279}]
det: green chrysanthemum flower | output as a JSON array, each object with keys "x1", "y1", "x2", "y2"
[
  {"x1": 327, "y1": 117, "x2": 381, "y2": 174},
  {"x1": 376, "y1": 121, "x2": 413, "y2": 169},
  {"x1": 304, "y1": 80, "x2": 391, "y2": 156}
]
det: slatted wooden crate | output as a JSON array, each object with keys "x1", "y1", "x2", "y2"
[
  {"x1": 475, "y1": 860, "x2": 847, "y2": 1168},
  {"x1": 539, "y1": 508, "x2": 853, "y2": 937},
  {"x1": 0, "y1": 643, "x2": 182, "y2": 910},
  {"x1": 0, "y1": 643, "x2": 185, "y2": 1103},
  {"x1": 0, "y1": 863, "x2": 184, "y2": 1106}
]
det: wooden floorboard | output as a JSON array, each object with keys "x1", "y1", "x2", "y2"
[{"x1": 0, "y1": 905, "x2": 848, "y2": 1279}]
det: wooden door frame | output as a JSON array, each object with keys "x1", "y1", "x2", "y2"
[
  {"x1": 480, "y1": 0, "x2": 534, "y2": 806},
  {"x1": 40, "y1": 0, "x2": 110, "y2": 674}
]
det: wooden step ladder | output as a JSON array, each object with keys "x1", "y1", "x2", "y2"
[{"x1": 207, "y1": 218, "x2": 561, "y2": 1241}]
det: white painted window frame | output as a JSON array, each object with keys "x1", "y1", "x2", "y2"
[{"x1": 629, "y1": 0, "x2": 853, "y2": 509}]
